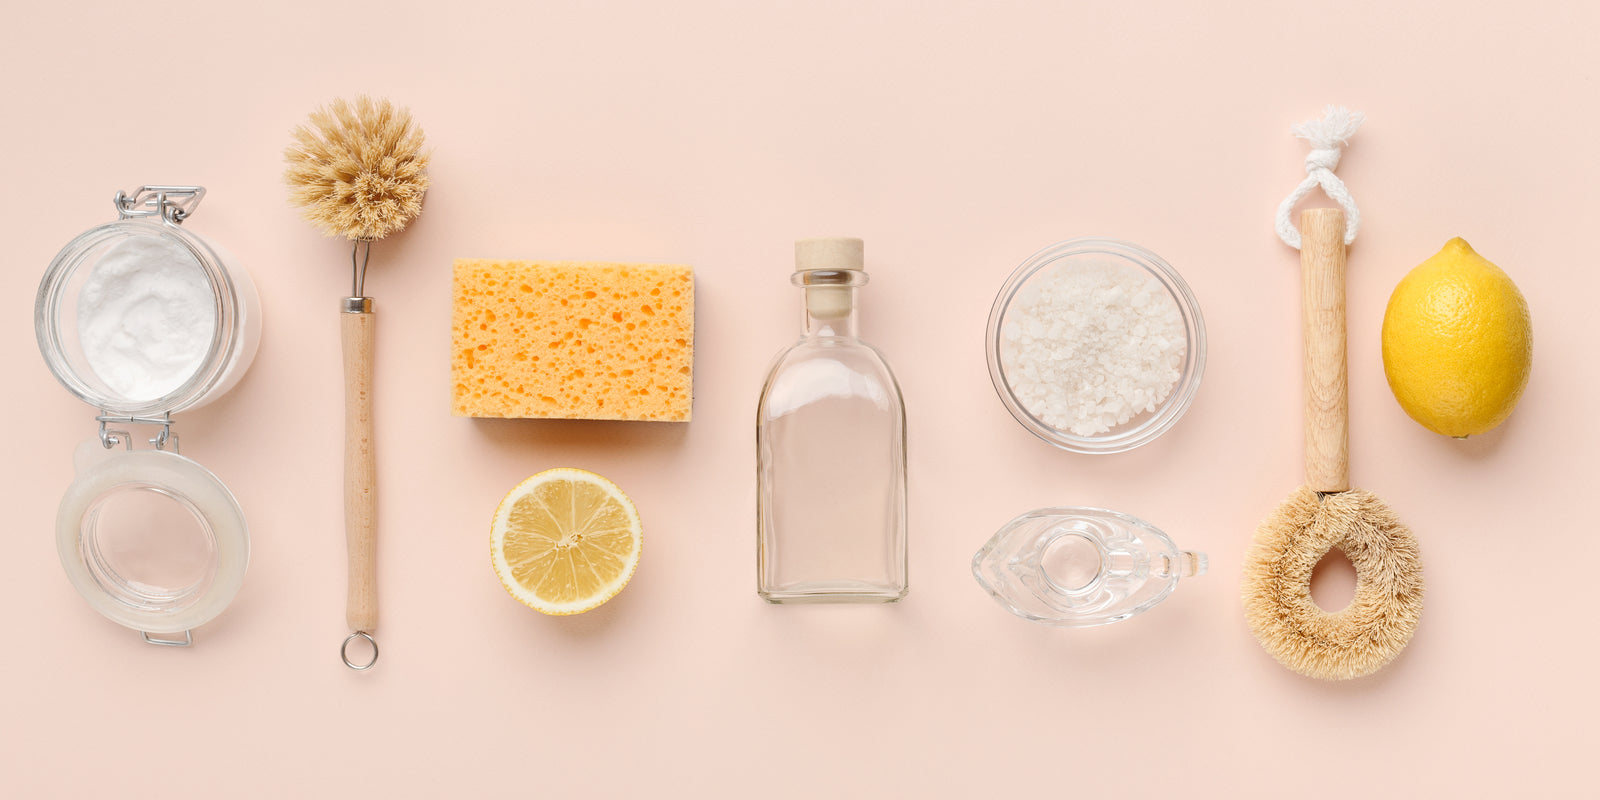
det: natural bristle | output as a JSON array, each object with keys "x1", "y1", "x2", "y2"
[
  {"x1": 284, "y1": 95, "x2": 430, "y2": 240},
  {"x1": 1242, "y1": 486, "x2": 1424, "y2": 681}
]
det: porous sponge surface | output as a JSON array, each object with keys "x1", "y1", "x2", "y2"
[{"x1": 452, "y1": 259, "x2": 694, "y2": 421}]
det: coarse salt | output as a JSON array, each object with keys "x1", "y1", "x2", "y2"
[{"x1": 1000, "y1": 260, "x2": 1185, "y2": 436}]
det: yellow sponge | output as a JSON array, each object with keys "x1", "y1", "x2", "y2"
[{"x1": 452, "y1": 259, "x2": 693, "y2": 421}]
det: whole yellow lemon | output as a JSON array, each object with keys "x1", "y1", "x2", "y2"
[{"x1": 1381, "y1": 238, "x2": 1531, "y2": 438}]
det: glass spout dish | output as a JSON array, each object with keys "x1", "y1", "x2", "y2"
[{"x1": 972, "y1": 507, "x2": 1205, "y2": 627}]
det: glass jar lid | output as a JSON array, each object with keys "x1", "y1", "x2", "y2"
[{"x1": 56, "y1": 442, "x2": 249, "y2": 638}]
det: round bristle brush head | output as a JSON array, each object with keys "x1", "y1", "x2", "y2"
[
  {"x1": 1242, "y1": 486, "x2": 1424, "y2": 680},
  {"x1": 284, "y1": 95, "x2": 430, "y2": 240}
]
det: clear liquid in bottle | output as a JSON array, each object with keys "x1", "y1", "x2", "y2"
[{"x1": 757, "y1": 238, "x2": 907, "y2": 603}]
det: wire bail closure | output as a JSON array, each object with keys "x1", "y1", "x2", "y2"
[
  {"x1": 97, "y1": 412, "x2": 179, "y2": 452},
  {"x1": 115, "y1": 185, "x2": 205, "y2": 225}
]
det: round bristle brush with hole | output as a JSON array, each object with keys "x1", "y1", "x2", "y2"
[
  {"x1": 1245, "y1": 109, "x2": 1426, "y2": 680},
  {"x1": 284, "y1": 95, "x2": 429, "y2": 670},
  {"x1": 1241, "y1": 208, "x2": 1425, "y2": 681}
]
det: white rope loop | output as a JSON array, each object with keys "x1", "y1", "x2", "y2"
[{"x1": 1274, "y1": 106, "x2": 1364, "y2": 249}]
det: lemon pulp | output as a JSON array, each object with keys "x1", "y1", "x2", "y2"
[{"x1": 491, "y1": 468, "x2": 641, "y2": 615}]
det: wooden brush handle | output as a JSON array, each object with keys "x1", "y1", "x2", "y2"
[
  {"x1": 342, "y1": 304, "x2": 378, "y2": 633},
  {"x1": 1301, "y1": 208, "x2": 1349, "y2": 492}
]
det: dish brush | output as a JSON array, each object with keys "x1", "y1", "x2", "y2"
[{"x1": 285, "y1": 95, "x2": 429, "y2": 670}]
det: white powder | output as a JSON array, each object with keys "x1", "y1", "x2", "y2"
[
  {"x1": 77, "y1": 236, "x2": 217, "y2": 402},
  {"x1": 1000, "y1": 261, "x2": 1186, "y2": 436}
]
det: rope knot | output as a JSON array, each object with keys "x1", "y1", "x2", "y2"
[
  {"x1": 1274, "y1": 105, "x2": 1365, "y2": 249},
  {"x1": 1305, "y1": 147, "x2": 1342, "y2": 173}
]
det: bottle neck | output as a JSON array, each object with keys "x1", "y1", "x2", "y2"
[
  {"x1": 802, "y1": 286, "x2": 859, "y2": 338},
  {"x1": 793, "y1": 269, "x2": 868, "y2": 339}
]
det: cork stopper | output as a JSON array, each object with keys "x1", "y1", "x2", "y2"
[
  {"x1": 794, "y1": 238, "x2": 863, "y2": 321},
  {"x1": 795, "y1": 237, "x2": 864, "y2": 272}
]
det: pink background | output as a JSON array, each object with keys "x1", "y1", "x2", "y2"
[{"x1": 2, "y1": 1, "x2": 1593, "y2": 796}]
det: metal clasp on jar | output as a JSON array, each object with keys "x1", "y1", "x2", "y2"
[
  {"x1": 96, "y1": 411, "x2": 179, "y2": 453},
  {"x1": 114, "y1": 185, "x2": 205, "y2": 225}
]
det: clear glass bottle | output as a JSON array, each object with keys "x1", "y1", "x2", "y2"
[{"x1": 757, "y1": 238, "x2": 907, "y2": 603}]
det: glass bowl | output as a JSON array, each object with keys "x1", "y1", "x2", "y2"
[{"x1": 986, "y1": 238, "x2": 1206, "y2": 454}]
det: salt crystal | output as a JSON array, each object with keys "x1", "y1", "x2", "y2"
[{"x1": 999, "y1": 260, "x2": 1186, "y2": 436}]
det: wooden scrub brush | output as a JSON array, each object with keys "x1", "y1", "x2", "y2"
[
  {"x1": 1242, "y1": 209, "x2": 1424, "y2": 680},
  {"x1": 285, "y1": 95, "x2": 429, "y2": 670},
  {"x1": 1244, "y1": 109, "x2": 1424, "y2": 681}
]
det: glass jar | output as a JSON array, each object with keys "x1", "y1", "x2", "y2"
[
  {"x1": 35, "y1": 186, "x2": 260, "y2": 645},
  {"x1": 36, "y1": 188, "x2": 260, "y2": 416}
]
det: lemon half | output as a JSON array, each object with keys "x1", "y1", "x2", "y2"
[
  {"x1": 1381, "y1": 238, "x2": 1532, "y2": 438},
  {"x1": 491, "y1": 468, "x2": 642, "y2": 615}
]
